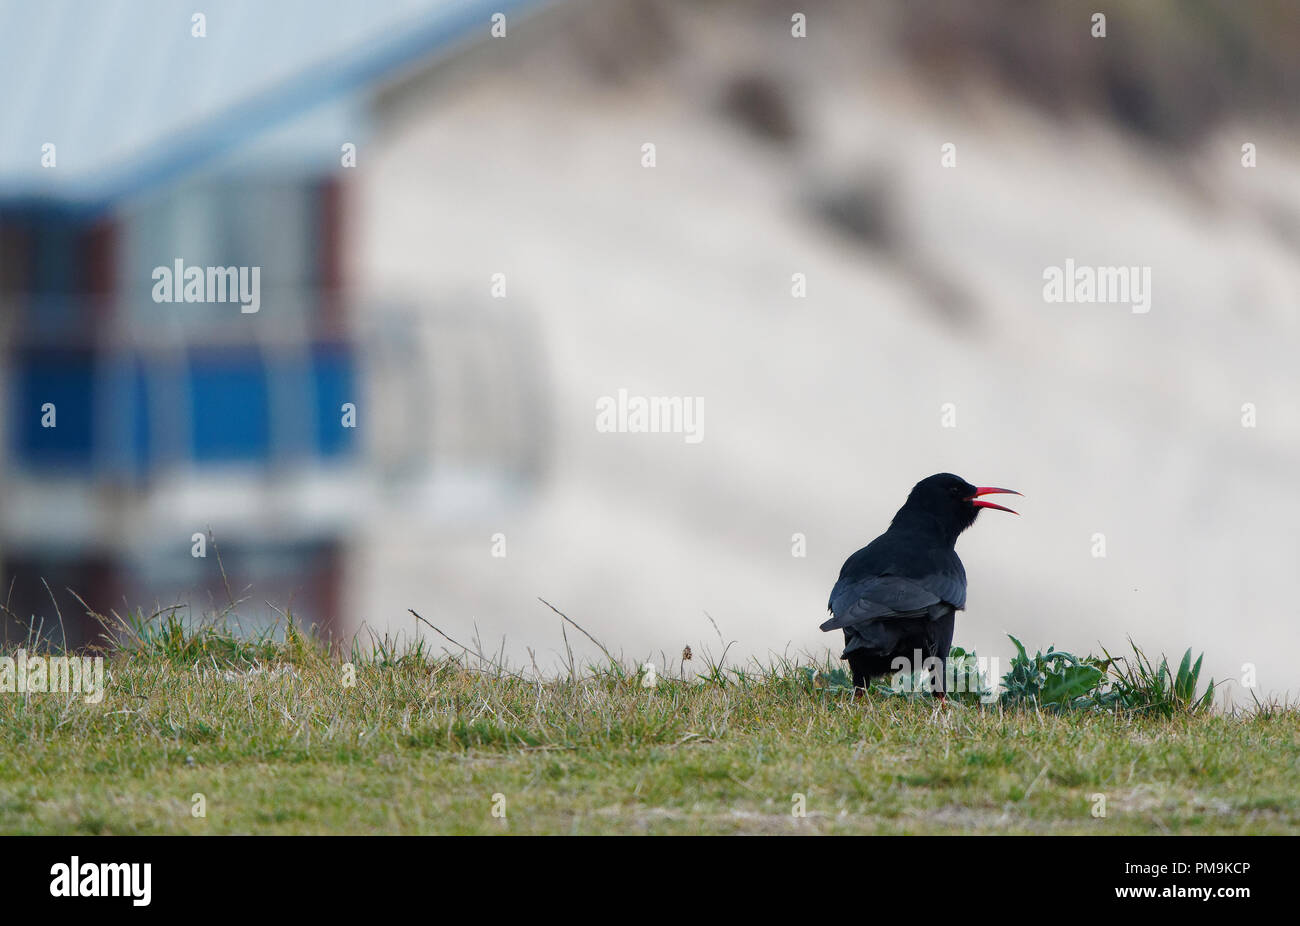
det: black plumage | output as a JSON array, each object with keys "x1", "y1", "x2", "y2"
[{"x1": 821, "y1": 473, "x2": 1019, "y2": 696}]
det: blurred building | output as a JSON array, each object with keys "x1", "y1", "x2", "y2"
[{"x1": 0, "y1": 0, "x2": 549, "y2": 648}]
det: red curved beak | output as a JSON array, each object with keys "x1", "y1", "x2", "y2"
[{"x1": 967, "y1": 486, "x2": 1022, "y2": 515}]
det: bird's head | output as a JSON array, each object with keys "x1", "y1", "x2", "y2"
[{"x1": 894, "y1": 473, "x2": 1021, "y2": 539}]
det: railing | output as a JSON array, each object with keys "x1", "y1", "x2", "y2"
[{"x1": 0, "y1": 291, "x2": 550, "y2": 545}]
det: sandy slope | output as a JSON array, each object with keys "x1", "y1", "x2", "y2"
[{"x1": 348, "y1": 11, "x2": 1300, "y2": 701}]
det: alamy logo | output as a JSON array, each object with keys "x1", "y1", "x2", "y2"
[
  {"x1": 595, "y1": 388, "x2": 704, "y2": 444},
  {"x1": 152, "y1": 259, "x2": 261, "y2": 313},
  {"x1": 0, "y1": 650, "x2": 105, "y2": 703},
  {"x1": 1042, "y1": 259, "x2": 1151, "y2": 313},
  {"x1": 50, "y1": 857, "x2": 151, "y2": 906},
  {"x1": 890, "y1": 650, "x2": 1000, "y2": 703}
]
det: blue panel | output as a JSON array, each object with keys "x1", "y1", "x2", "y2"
[
  {"x1": 9, "y1": 342, "x2": 361, "y2": 473},
  {"x1": 94, "y1": 352, "x2": 154, "y2": 480},
  {"x1": 131, "y1": 359, "x2": 151, "y2": 473},
  {"x1": 312, "y1": 343, "x2": 357, "y2": 458},
  {"x1": 188, "y1": 349, "x2": 270, "y2": 462},
  {"x1": 9, "y1": 347, "x2": 95, "y2": 471}
]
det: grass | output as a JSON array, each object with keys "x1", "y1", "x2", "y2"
[{"x1": 0, "y1": 606, "x2": 1297, "y2": 835}]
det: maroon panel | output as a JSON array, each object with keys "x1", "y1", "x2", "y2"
[
  {"x1": 79, "y1": 217, "x2": 117, "y2": 328},
  {"x1": 0, "y1": 220, "x2": 33, "y2": 296},
  {"x1": 0, "y1": 555, "x2": 122, "y2": 652}
]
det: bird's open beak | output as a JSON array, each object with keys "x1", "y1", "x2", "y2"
[{"x1": 967, "y1": 486, "x2": 1022, "y2": 515}]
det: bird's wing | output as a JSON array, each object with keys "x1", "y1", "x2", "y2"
[
  {"x1": 917, "y1": 554, "x2": 967, "y2": 611},
  {"x1": 820, "y1": 574, "x2": 948, "y2": 632}
]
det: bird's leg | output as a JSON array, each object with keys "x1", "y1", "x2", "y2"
[
  {"x1": 929, "y1": 653, "x2": 950, "y2": 703},
  {"x1": 851, "y1": 662, "x2": 869, "y2": 702}
]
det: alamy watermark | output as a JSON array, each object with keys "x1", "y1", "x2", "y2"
[
  {"x1": 595, "y1": 388, "x2": 703, "y2": 444},
  {"x1": 889, "y1": 650, "x2": 1001, "y2": 703},
  {"x1": 50, "y1": 857, "x2": 150, "y2": 906},
  {"x1": 1043, "y1": 259, "x2": 1151, "y2": 313},
  {"x1": 152, "y1": 259, "x2": 261, "y2": 314},
  {"x1": 0, "y1": 650, "x2": 105, "y2": 703}
]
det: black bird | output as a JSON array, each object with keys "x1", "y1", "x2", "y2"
[{"x1": 821, "y1": 473, "x2": 1020, "y2": 697}]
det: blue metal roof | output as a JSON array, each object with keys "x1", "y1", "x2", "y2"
[{"x1": 0, "y1": 0, "x2": 548, "y2": 207}]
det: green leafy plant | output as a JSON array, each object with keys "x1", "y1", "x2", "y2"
[
  {"x1": 999, "y1": 635, "x2": 1116, "y2": 711},
  {"x1": 1105, "y1": 642, "x2": 1216, "y2": 717},
  {"x1": 998, "y1": 636, "x2": 1216, "y2": 715},
  {"x1": 800, "y1": 664, "x2": 855, "y2": 696},
  {"x1": 945, "y1": 645, "x2": 995, "y2": 705},
  {"x1": 876, "y1": 645, "x2": 993, "y2": 704}
]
